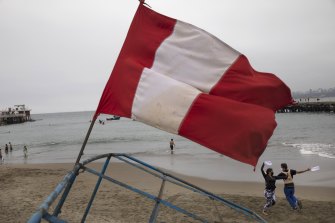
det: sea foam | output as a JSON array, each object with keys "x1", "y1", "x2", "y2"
[{"x1": 283, "y1": 143, "x2": 335, "y2": 159}]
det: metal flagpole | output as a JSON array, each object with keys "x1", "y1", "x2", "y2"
[
  {"x1": 75, "y1": 117, "x2": 97, "y2": 164},
  {"x1": 53, "y1": 116, "x2": 98, "y2": 217}
]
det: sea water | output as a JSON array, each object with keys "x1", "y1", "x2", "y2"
[{"x1": 0, "y1": 111, "x2": 334, "y2": 186}]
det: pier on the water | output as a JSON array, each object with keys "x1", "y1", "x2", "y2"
[
  {"x1": 277, "y1": 102, "x2": 335, "y2": 113},
  {"x1": 0, "y1": 105, "x2": 32, "y2": 125}
]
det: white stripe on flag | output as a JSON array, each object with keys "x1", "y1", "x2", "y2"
[
  {"x1": 152, "y1": 20, "x2": 240, "y2": 93},
  {"x1": 132, "y1": 68, "x2": 201, "y2": 134}
]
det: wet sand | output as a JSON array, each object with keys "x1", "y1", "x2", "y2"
[{"x1": 1, "y1": 162, "x2": 335, "y2": 223}]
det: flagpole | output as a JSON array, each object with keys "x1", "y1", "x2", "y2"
[
  {"x1": 53, "y1": 116, "x2": 97, "y2": 216},
  {"x1": 75, "y1": 116, "x2": 97, "y2": 164}
]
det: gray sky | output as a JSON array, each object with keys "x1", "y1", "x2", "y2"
[{"x1": 1, "y1": 0, "x2": 335, "y2": 114}]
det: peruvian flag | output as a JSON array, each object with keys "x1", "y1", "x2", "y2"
[{"x1": 95, "y1": 2, "x2": 293, "y2": 167}]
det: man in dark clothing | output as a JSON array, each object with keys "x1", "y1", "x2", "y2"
[
  {"x1": 278, "y1": 163, "x2": 310, "y2": 210},
  {"x1": 5, "y1": 144, "x2": 8, "y2": 154},
  {"x1": 261, "y1": 162, "x2": 287, "y2": 215},
  {"x1": 169, "y1": 139, "x2": 175, "y2": 154}
]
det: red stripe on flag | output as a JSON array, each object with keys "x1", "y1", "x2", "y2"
[
  {"x1": 210, "y1": 55, "x2": 293, "y2": 111},
  {"x1": 179, "y1": 93, "x2": 277, "y2": 166},
  {"x1": 95, "y1": 4, "x2": 176, "y2": 118}
]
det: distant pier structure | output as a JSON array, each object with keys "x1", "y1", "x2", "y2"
[
  {"x1": 278, "y1": 101, "x2": 335, "y2": 113},
  {"x1": 0, "y1": 105, "x2": 32, "y2": 125}
]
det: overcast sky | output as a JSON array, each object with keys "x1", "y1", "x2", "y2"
[{"x1": 1, "y1": 0, "x2": 334, "y2": 114}]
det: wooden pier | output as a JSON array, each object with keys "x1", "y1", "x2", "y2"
[
  {"x1": 0, "y1": 105, "x2": 32, "y2": 125},
  {"x1": 277, "y1": 102, "x2": 335, "y2": 113}
]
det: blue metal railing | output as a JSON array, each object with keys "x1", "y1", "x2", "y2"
[
  {"x1": 28, "y1": 165, "x2": 79, "y2": 223},
  {"x1": 28, "y1": 153, "x2": 267, "y2": 223}
]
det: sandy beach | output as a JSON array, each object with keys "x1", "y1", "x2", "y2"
[{"x1": 1, "y1": 162, "x2": 334, "y2": 223}]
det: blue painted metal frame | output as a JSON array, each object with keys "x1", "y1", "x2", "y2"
[
  {"x1": 81, "y1": 156, "x2": 111, "y2": 223},
  {"x1": 28, "y1": 165, "x2": 80, "y2": 223},
  {"x1": 28, "y1": 153, "x2": 267, "y2": 223}
]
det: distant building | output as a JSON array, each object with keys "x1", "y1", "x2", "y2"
[{"x1": 0, "y1": 105, "x2": 31, "y2": 125}]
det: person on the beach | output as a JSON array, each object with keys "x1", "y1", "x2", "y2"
[
  {"x1": 9, "y1": 142, "x2": 13, "y2": 152},
  {"x1": 23, "y1": 145, "x2": 28, "y2": 158},
  {"x1": 278, "y1": 163, "x2": 310, "y2": 210},
  {"x1": 5, "y1": 144, "x2": 9, "y2": 154},
  {"x1": 170, "y1": 139, "x2": 175, "y2": 154},
  {"x1": 261, "y1": 162, "x2": 287, "y2": 215},
  {"x1": 0, "y1": 149, "x2": 3, "y2": 163}
]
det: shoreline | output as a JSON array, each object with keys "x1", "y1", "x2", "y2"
[
  {"x1": 2, "y1": 162, "x2": 335, "y2": 202},
  {"x1": 3, "y1": 148, "x2": 334, "y2": 188},
  {"x1": 1, "y1": 162, "x2": 335, "y2": 222}
]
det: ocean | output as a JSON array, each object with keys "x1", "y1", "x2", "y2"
[{"x1": 0, "y1": 111, "x2": 334, "y2": 187}]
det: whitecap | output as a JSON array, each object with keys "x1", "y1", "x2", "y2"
[
  {"x1": 283, "y1": 142, "x2": 335, "y2": 159},
  {"x1": 299, "y1": 149, "x2": 314, "y2": 155},
  {"x1": 318, "y1": 152, "x2": 335, "y2": 159}
]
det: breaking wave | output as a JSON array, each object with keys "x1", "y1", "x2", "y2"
[{"x1": 283, "y1": 142, "x2": 335, "y2": 159}]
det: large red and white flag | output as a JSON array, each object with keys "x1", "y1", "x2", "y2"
[{"x1": 95, "y1": 3, "x2": 293, "y2": 167}]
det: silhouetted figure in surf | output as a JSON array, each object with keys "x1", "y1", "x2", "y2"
[
  {"x1": 170, "y1": 139, "x2": 175, "y2": 154},
  {"x1": 23, "y1": 145, "x2": 28, "y2": 158},
  {"x1": 0, "y1": 149, "x2": 3, "y2": 163}
]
